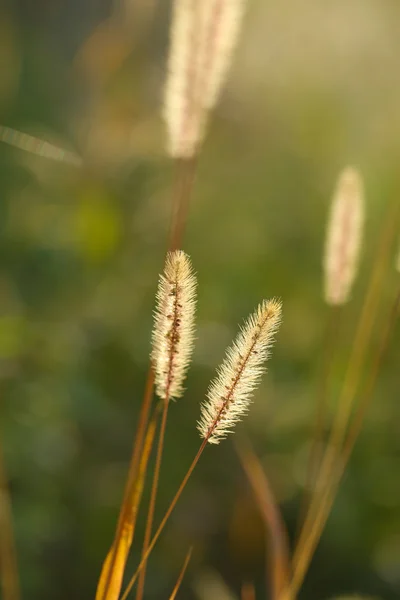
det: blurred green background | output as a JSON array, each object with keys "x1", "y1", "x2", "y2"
[{"x1": 0, "y1": 0, "x2": 400, "y2": 598}]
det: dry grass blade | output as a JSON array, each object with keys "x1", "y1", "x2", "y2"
[
  {"x1": 168, "y1": 547, "x2": 193, "y2": 600},
  {"x1": 0, "y1": 443, "x2": 20, "y2": 600},
  {"x1": 95, "y1": 410, "x2": 157, "y2": 600},
  {"x1": 235, "y1": 438, "x2": 290, "y2": 600}
]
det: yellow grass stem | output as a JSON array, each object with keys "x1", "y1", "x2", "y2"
[
  {"x1": 135, "y1": 400, "x2": 170, "y2": 600},
  {"x1": 96, "y1": 408, "x2": 157, "y2": 600}
]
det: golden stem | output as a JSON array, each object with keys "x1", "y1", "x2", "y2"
[{"x1": 135, "y1": 399, "x2": 169, "y2": 600}]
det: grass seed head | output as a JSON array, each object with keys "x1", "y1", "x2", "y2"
[
  {"x1": 323, "y1": 166, "x2": 365, "y2": 305},
  {"x1": 198, "y1": 298, "x2": 282, "y2": 444},
  {"x1": 152, "y1": 250, "x2": 197, "y2": 401}
]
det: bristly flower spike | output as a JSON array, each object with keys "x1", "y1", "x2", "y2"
[
  {"x1": 198, "y1": 299, "x2": 282, "y2": 444},
  {"x1": 323, "y1": 166, "x2": 365, "y2": 305},
  {"x1": 163, "y1": 0, "x2": 246, "y2": 158},
  {"x1": 152, "y1": 250, "x2": 197, "y2": 401}
]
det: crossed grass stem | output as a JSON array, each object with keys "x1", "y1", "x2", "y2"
[
  {"x1": 284, "y1": 195, "x2": 400, "y2": 600},
  {"x1": 121, "y1": 301, "x2": 281, "y2": 599},
  {"x1": 135, "y1": 398, "x2": 169, "y2": 600},
  {"x1": 97, "y1": 157, "x2": 197, "y2": 600},
  {"x1": 101, "y1": 164, "x2": 396, "y2": 600},
  {"x1": 121, "y1": 197, "x2": 397, "y2": 599}
]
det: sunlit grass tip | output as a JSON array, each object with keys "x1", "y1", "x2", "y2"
[
  {"x1": 163, "y1": 0, "x2": 247, "y2": 158},
  {"x1": 198, "y1": 298, "x2": 282, "y2": 444},
  {"x1": 151, "y1": 250, "x2": 197, "y2": 401},
  {"x1": 323, "y1": 166, "x2": 365, "y2": 305}
]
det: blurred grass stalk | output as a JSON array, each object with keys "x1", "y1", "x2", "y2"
[
  {"x1": 285, "y1": 193, "x2": 400, "y2": 600},
  {"x1": 235, "y1": 437, "x2": 290, "y2": 600},
  {"x1": 297, "y1": 167, "x2": 364, "y2": 538}
]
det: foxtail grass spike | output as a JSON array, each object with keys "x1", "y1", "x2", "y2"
[
  {"x1": 152, "y1": 250, "x2": 197, "y2": 401},
  {"x1": 323, "y1": 166, "x2": 365, "y2": 305},
  {"x1": 198, "y1": 299, "x2": 281, "y2": 444},
  {"x1": 163, "y1": 0, "x2": 246, "y2": 158},
  {"x1": 198, "y1": 0, "x2": 246, "y2": 111}
]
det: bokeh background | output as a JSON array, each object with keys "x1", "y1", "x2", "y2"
[{"x1": 0, "y1": 0, "x2": 400, "y2": 598}]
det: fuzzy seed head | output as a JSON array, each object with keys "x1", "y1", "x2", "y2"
[
  {"x1": 198, "y1": 0, "x2": 246, "y2": 111},
  {"x1": 163, "y1": 0, "x2": 246, "y2": 158},
  {"x1": 163, "y1": 0, "x2": 205, "y2": 158},
  {"x1": 323, "y1": 167, "x2": 365, "y2": 305},
  {"x1": 152, "y1": 251, "x2": 197, "y2": 401},
  {"x1": 197, "y1": 299, "x2": 282, "y2": 444}
]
